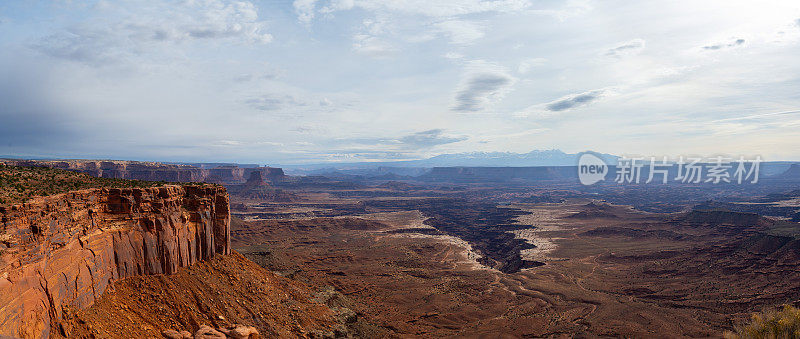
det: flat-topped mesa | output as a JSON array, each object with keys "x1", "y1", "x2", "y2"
[
  {"x1": 0, "y1": 184, "x2": 230, "y2": 339},
  {"x1": 0, "y1": 159, "x2": 285, "y2": 185}
]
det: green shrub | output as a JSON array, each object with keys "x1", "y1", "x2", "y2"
[{"x1": 725, "y1": 305, "x2": 800, "y2": 339}]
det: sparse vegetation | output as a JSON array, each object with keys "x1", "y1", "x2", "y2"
[
  {"x1": 0, "y1": 164, "x2": 168, "y2": 206},
  {"x1": 725, "y1": 305, "x2": 800, "y2": 339}
]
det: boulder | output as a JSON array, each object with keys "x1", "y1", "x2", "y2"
[
  {"x1": 194, "y1": 325, "x2": 226, "y2": 339},
  {"x1": 229, "y1": 325, "x2": 260, "y2": 339}
]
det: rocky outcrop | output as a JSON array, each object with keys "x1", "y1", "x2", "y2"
[
  {"x1": 0, "y1": 159, "x2": 284, "y2": 185},
  {"x1": 0, "y1": 185, "x2": 230, "y2": 338},
  {"x1": 241, "y1": 171, "x2": 270, "y2": 189},
  {"x1": 164, "y1": 324, "x2": 260, "y2": 339}
]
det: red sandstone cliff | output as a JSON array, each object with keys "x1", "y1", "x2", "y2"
[{"x1": 0, "y1": 185, "x2": 230, "y2": 338}]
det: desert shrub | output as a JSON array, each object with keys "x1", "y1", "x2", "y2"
[
  {"x1": 725, "y1": 305, "x2": 800, "y2": 339},
  {"x1": 0, "y1": 165, "x2": 166, "y2": 206}
]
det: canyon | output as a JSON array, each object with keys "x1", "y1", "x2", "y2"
[
  {"x1": 2, "y1": 159, "x2": 800, "y2": 337},
  {"x1": 226, "y1": 163, "x2": 800, "y2": 337}
]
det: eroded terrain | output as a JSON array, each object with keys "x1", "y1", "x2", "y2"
[{"x1": 228, "y1": 176, "x2": 800, "y2": 337}]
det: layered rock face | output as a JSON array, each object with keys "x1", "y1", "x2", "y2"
[
  {"x1": 0, "y1": 185, "x2": 230, "y2": 338},
  {"x1": 0, "y1": 159, "x2": 284, "y2": 185}
]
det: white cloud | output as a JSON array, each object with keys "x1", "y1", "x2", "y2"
[
  {"x1": 444, "y1": 52, "x2": 465, "y2": 59},
  {"x1": 526, "y1": 0, "x2": 592, "y2": 20},
  {"x1": 5, "y1": 0, "x2": 800, "y2": 163},
  {"x1": 435, "y1": 20, "x2": 485, "y2": 45},
  {"x1": 216, "y1": 140, "x2": 243, "y2": 146},
  {"x1": 517, "y1": 58, "x2": 547, "y2": 74},
  {"x1": 605, "y1": 39, "x2": 645, "y2": 57},
  {"x1": 320, "y1": 0, "x2": 356, "y2": 14},
  {"x1": 294, "y1": 0, "x2": 319, "y2": 24},
  {"x1": 33, "y1": 0, "x2": 272, "y2": 65},
  {"x1": 352, "y1": 34, "x2": 398, "y2": 57},
  {"x1": 294, "y1": 0, "x2": 530, "y2": 21},
  {"x1": 245, "y1": 92, "x2": 339, "y2": 113}
]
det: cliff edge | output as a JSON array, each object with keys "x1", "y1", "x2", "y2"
[
  {"x1": 0, "y1": 159, "x2": 284, "y2": 185},
  {"x1": 0, "y1": 184, "x2": 230, "y2": 338}
]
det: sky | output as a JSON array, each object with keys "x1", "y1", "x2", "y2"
[{"x1": 1, "y1": 0, "x2": 799, "y2": 165}]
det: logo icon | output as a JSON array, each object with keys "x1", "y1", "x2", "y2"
[{"x1": 578, "y1": 152, "x2": 608, "y2": 185}]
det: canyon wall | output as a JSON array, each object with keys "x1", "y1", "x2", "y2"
[
  {"x1": 0, "y1": 185, "x2": 230, "y2": 338},
  {"x1": 0, "y1": 159, "x2": 285, "y2": 185}
]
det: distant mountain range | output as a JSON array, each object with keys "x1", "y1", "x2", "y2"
[
  {"x1": 281, "y1": 150, "x2": 619, "y2": 174},
  {"x1": 412, "y1": 150, "x2": 618, "y2": 167}
]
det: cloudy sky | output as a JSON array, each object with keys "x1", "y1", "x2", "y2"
[{"x1": 1, "y1": 0, "x2": 799, "y2": 164}]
